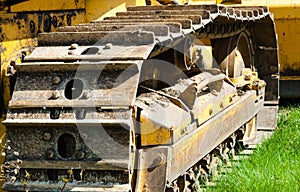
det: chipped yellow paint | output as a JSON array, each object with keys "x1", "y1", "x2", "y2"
[
  {"x1": 140, "y1": 115, "x2": 172, "y2": 146},
  {"x1": 190, "y1": 0, "x2": 300, "y2": 75},
  {"x1": 1, "y1": 39, "x2": 37, "y2": 109},
  {"x1": 0, "y1": 2, "x2": 145, "y2": 190},
  {"x1": 0, "y1": 40, "x2": 35, "y2": 192},
  {"x1": 9, "y1": 0, "x2": 86, "y2": 12},
  {"x1": 240, "y1": 1, "x2": 300, "y2": 75},
  {"x1": 0, "y1": 12, "x2": 87, "y2": 42},
  {"x1": 270, "y1": 5, "x2": 300, "y2": 74}
]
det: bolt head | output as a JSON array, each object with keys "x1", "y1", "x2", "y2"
[
  {"x1": 46, "y1": 150, "x2": 54, "y2": 159},
  {"x1": 104, "y1": 43, "x2": 113, "y2": 50},
  {"x1": 70, "y1": 43, "x2": 78, "y2": 50},
  {"x1": 53, "y1": 77, "x2": 61, "y2": 84},
  {"x1": 43, "y1": 132, "x2": 52, "y2": 141},
  {"x1": 76, "y1": 151, "x2": 85, "y2": 159},
  {"x1": 51, "y1": 91, "x2": 60, "y2": 99}
]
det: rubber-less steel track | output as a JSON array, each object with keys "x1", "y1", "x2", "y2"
[
  {"x1": 30, "y1": 4, "x2": 279, "y2": 103},
  {"x1": 3, "y1": 4, "x2": 279, "y2": 192}
]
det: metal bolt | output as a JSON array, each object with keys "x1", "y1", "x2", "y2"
[
  {"x1": 143, "y1": 184, "x2": 150, "y2": 192},
  {"x1": 76, "y1": 151, "x2": 85, "y2": 160},
  {"x1": 152, "y1": 154, "x2": 166, "y2": 167},
  {"x1": 43, "y1": 132, "x2": 52, "y2": 141},
  {"x1": 53, "y1": 77, "x2": 61, "y2": 84},
  {"x1": 244, "y1": 74, "x2": 252, "y2": 80},
  {"x1": 220, "y1": 102, "x2": 224, "y2": 109},
  {"x1": 82, "y1": 91, "x2": 90, "y2": 99},
  {"x1": 7, "y1": 65, "x2": 16, "y2": 75},
  {"x1": 50, "y1": 91, "x2": 60, "y2": 99},
  {"x1": 7, "y1": 61, "x2": 16, "y2": 75},
  {"x1": 46, "y1": 150, "x2": 54, "y2": 159},
  {"x1": 104, "y1": 43, "x2": 113, "y2": 50},
  {"x1": 209, "y1": 108, "x2": 213, "y2": 115},
  {"x1": 70, "y1": 43, "x2": 78, "y2": 50}
]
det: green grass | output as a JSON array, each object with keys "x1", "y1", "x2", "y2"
[{"x1": 211, "y1": 105, "x2": 300, "y2": 192}]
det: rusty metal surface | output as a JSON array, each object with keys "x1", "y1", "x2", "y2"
[
  {"x1": 257, "y1": 105, "x2": 278, "y2": 130},
  {"x1": 221, "y1": 6, "x2": 268, "y2": 20},
  {"x1": 135, "y1": 147, "x2": 169, "y2": 192},
  {"x1": 127, "y1": 4, "x2": 222, "y2": 13},
  {"x1": 4, "y1": 52, "x2": 141, "y2": 191},
  {"x1": 94, "y1": 18, "x2": 194, "y2": 29},
  {"x1": 24, "y1": 46, "x2": 154, "y2": 61},
  {"x1": 117, "y1": 9, "x2": 211, "y2": 19},
  {"x1": 58, "y1": 25, "x2": 170, "y2": 36},
  {"x1": 8, "y1": 160, "x2": 128, "y2": 170},
  {"x1": 168, "y1": 89, "x2": 264, "y2": 182},
  {"x1": 105, "y1": 15, "x2": 203, "y2": 25},
  {"x1": 0, "y1": 10, "x2": 86, "y2": 42},
  {"x1": 2, "y1": 3, "x2": 279, "y2": 192},
  {"x1": 8, "y1": 63, "x2": 142, "y2": 109},
  {"x1": 136, "y1": 71, "x2": 237, "y2": 146},
  {"x1": 4, "y1": 182, "x2": 131, "y2": 192},
  {"x1": 38, "y1": 31, "x2": 155, "y2": 46},
  {"x1": 5, "y1": 124, "x2": 131, "y2": 160},
  {"x1": 83, "y1": 22, "x2": 183, "y2": 33}
]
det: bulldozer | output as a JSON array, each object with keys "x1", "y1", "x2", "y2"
[{"x1": 0, "y1": 0, "x2": 283, "y2": 191}]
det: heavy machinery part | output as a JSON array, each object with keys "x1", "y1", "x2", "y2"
[
  {"x1": 212, "y1": 32, "x2": 253, "y2": 79},
  {"x1": 0, "y1": 0, "x2": 145, "y2": 110},
  {"x1": 195, "y1": 0, "x2": 300, "y2": 99},
  {"x1": 232, "y1": 0, "x2": 300, "y2": 99},
  {"x1": 0, "y1": 2, "x2": 145, "y2": 191},
  {"x1": 2, "y1": 3, "x2": 277, "y2": 192}
]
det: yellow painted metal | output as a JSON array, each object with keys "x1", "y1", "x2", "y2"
[
  {"x1": 269, "y1": 5, "x2": 300, "y2": 75},
  {"x1": 0, "y1": 2, "x2": 145, "y2": 190},
  {"x1": 139, "y1": 102, "x2": 191, "y2": 146},
  {"x1": 0, "y1": 39, "x2": 37, "y2": 192},
  {"x1": 0, "y1": 12, "x2": 87, "y2": 41},
  {"x1": 0, "y1": 0, "x2": 146, "y2": 107},
  {"x1": 190, "y1": 0, "x2": 300, "y2": 77},
  {"x1": 216, "y1": 0, "x2": 241, "y2": 4},
  {"x1": 86, "y1": 0, "x2": 146, "y2": 21},
  {"x1": 148, "y1": 0, "x2": 189, "y2": 5},
  {"x1": 0, "y1": 39, "x2": 37, "y2": 109},
  {"x1": 9, "y1": 0, "x2": 85, "y2": 12},
  {"x1": 240, "y1": 1, "x2": 300, "y2": 76},
  {"x1": 140, "y1": 115, "x2": 173, "y2": 146}
]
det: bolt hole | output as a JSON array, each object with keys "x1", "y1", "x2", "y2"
[
  {"x1": 58, "y1": 133, "x2": 76, "y2": 159},
  {"x1": 50, "y1": 108, "x2": 60, "y2": 119},
  {"x1": 64, "y1": 79, "x2": 84, "y2": 100}
]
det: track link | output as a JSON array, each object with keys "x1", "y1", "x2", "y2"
[{"x1": 3, "y1": 3, "x2": 278, "y2": 192}]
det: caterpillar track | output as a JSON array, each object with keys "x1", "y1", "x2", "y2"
[{"x1": 2, "y1": 4, "x2": 278, "y2": 192}]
